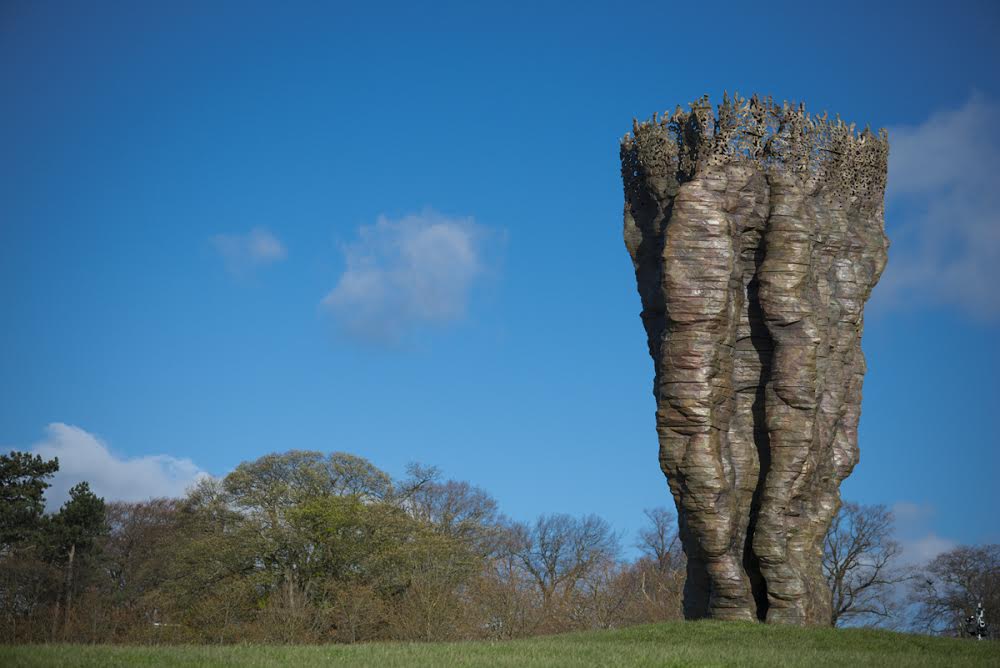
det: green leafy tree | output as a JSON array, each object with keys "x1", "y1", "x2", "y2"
[
  {"x1": 159, "y1": 478, "x2": 261, "y2": 642},
  {"x1": 327, "y1": 452, "x2": 393, "y2": 500},
  {"x1": 223, "y1": 451, "x2": 330, "y2": 521}
]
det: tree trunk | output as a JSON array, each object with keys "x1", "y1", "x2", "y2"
[
  {"x1": 620, "y1": 94, "x2": 888, "y2": 625},
  {"x1": 51, "y1": 599, "x2": 60, "y2": 640},
  {"x1": 63, "y1": 543, "x2": 75, "y2": 636}
]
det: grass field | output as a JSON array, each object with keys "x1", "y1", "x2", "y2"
[{"x1": 3, "y1": 621, "x2": 998, "y2": 667}]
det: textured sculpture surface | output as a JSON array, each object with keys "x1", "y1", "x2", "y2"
[{"x1": 620, "y1": 94, "x2": 889, "y2": 625}]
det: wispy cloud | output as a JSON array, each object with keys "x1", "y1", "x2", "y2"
[
  {"x1": 898, "y1": 533, "x2": 957, "y2": 566},
  {"x1": 891, "y1": 501, "x2": 957, "y2": 565},
  {"x1": 211, "y1": 227, "x2": 287, "y2": 276},
  {"x1": 873, "y1": 94, "x2": 1000, "y2": 318},
  {"x1": 322, "y1": 210, "x2": 495, "y2": 343},
  {"x1": 26, "y1": 423, "x2": 208, "y2": 510}
]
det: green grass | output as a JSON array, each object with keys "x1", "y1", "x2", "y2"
[{"x1": 2, "y1": 621, "x2": 998, "y2": 667}]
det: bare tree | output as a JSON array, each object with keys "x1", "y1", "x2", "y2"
[
  {"x1": 628, "y1": 507, "x2": 685, "y2": 622},
  {"x1": 407, "y1": 479, "x2": 500, "y2": 548},
  {"x1": 513, "y1": 514, "x2": 619, "y2": 608},
  {"x1": 823, "y1": 502, "x2": 907, "y2": 627},
  {"x1": 910, "y1": 544, "x2": 1000, "y2": 638},
  {"x1": 637, "y1": 507, "x2": 684, "y2": 574},
  {"x1": 577, "y1": 559, "x2": 633, "y2": 629},
  {"x1": 101, "y1": 499, "x2": 181, "y2": 636}
]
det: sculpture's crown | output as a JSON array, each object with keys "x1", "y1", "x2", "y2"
[{"x1": 621, "y1": 93, "x2": 888, "y2": 208}]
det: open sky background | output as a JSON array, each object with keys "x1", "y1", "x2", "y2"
[{"x1": 2, "y1": 0, "x2": 998, "y2": 561}]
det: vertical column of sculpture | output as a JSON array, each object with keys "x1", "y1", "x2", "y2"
[{"x1": 621, "y1": 94, "x2": 888, "y2": 625}]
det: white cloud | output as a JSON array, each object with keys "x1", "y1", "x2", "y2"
[
  {"x1": 26, "y1": 423, "x2": 208, "y2": 510},
  {"x1": 322, "y1": 210, "x2": 493, "y2": 342},
  {"x1": 211, "y1": 227, "x2": 287, "y2": 276},
  {"x1": 873, "y1": 94, "x2": 1000, "y2": 318}
]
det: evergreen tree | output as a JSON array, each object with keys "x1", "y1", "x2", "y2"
[
  {"x1": 0, "y1": 451, "x2": 59, "y2": 550},
  {"x1": 48, "y1": 482, "x2": 107, "y2": 635}
]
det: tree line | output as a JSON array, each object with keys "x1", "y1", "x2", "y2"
[{"x1": 1, "y1": 449, "x2": 996, "y2": 643}]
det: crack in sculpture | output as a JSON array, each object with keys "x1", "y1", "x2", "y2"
[{"x1": 620, "y1": 93, "x2": 889, "y2": 625}]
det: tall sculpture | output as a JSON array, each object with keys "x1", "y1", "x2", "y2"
[{"x1": 620, "y1": 94, "x2": 888, "y2": 625}]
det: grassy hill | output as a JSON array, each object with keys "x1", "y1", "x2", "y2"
[{"x1": 2, "y1": 621, "x2": 997, "y2": 667}]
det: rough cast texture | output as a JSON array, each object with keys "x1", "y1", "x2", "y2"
[{"x1": 620, "y1": 94, "x2": 889, "y2": 625}]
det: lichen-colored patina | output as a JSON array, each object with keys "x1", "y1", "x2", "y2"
[{"x1": 620, "y1": 93, "x2": 888, "y2": 625}]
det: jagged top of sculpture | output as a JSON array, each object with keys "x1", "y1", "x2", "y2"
[{"x1": 620, "y1": 92, "x2": 888, "y2": 207}]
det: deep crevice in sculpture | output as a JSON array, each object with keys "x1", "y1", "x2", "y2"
[
  {"x1": 745, "y1": 266, "x2": 771, "y2": 622},
  {"x1": 620, "y1": 93, "x2": 888, "y2": 625}
]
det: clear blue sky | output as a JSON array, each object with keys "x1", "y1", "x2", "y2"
[{"x1": 2, "y1": 0, "x2": 998, "y2": 559}]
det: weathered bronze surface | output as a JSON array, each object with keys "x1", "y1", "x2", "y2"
[{"x1": 620, "y1": 94, "x2": 889, "y2": 625}]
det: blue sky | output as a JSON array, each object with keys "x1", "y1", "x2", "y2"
[{"x1": 2, "y1": 0, "x2": 998, "y2": 560}]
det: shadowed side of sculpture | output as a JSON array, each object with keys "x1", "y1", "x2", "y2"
[{"x1": 620, "y1": 94, "x2": 888, "y2": 625}]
